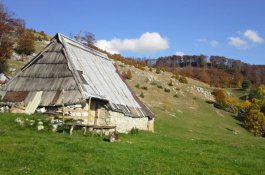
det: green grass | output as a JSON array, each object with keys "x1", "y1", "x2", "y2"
[
  {"x1": 1, "y1": 63, "x2": 264, "y2": 174},
  {"x1": 0, "y1": 101, "x2": 265, "y2": 175},
  {"x1": 227, "y1": 88, "x2": 249, "y2": 99}
]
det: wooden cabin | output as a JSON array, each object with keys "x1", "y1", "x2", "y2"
[{"x1": 0, "y1": 33, "x2": 154, "y2": 133}]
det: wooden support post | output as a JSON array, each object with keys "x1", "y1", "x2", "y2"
[
  {"x1": 87, "y1": 97, "x2": 91, "y2": 124},
  {"x1": 83, "y1": 127, "x2": 87, "y2": 135},
  {"x1": 70, "y1": 125, "x2": 74, "y2": 136},
  {"x1": 94, "y1": 103, "x2": 100, "y2": 126},
  {"x1": 62, "y1": 89, "x2": 65, "y2": 124}
]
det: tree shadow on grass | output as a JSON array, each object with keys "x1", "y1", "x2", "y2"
[{"x1": 205, "y1": 100, "x2": 247, "y2": 130}]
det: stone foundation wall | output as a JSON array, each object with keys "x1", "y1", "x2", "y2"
[
  {"x1": 108, "y1": 111, "x2": 149, "y2": 133},
  {"x1": 63, "y1": 100, "x2": 154, "y2": 133}
]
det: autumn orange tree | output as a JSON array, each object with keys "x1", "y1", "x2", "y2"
[
  {"x1": 16, "y1": 30, "x2": 36, "y2": 55},
  {"x1": 0, "y1": 2, "x2": 25, "y2": 72},
  {"x1": 242, "y1": 85, "x2": 265, "y2": 136},
  {"x1": 199, "y1": 69, "x2": 210, "y2": 84},
  {"x1": 122, "y1": 69, "x2": 132, "y2": 80},
  {"x1": 244, "y1": 109, "x2": 265, "y2": 136},
  {"x1": 212, "y1": 89, "x2": 228, "y2": 107}
]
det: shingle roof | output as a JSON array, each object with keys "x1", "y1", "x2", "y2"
[{"x1": 2, "y1": 33, "x2": 154, "y2": 118}]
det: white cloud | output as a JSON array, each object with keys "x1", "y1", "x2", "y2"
[
  {"x1": 244, "y1": 30, "x2": 264, "y2": 44},
  {"x1": 198, "y1": 38, "x2": 219, "y2": 47},
  {"x1": 175, "y1": 51, "x2": 184, "y2": 56},
  {"x1": 228, "y1": 29, "x2": 264, "y2": 49},
  {"x1": 228, "y1": 37, "x2": 249, "y2": 49},
  {"x1": 95, "y1": 32, "x2": 169, "y2": 54}
]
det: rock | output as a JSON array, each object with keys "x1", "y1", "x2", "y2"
[
  {"x1": 37, "y1": 121, "x2": 44, "y2": 131},
  {"x1": 29, "y1": 120, "x2": 35, "y2": 126},
  {"x1": 52, "y1": 124, "x2": 58, "y2": 132},
  {"x1": 9, "y1": 68, "x2": 16, "y2": 72},
  {"x1": 109, "y1": 132, "x2": 119, "y2": 142},
  {"x1": 74, "y1": 104, "x2": 82, "y2": 108},
  {"x1": 12, "y1": 52, "x2": 21, "y2": 60},
  {"x1": 15, "y1": 118, "x2": 24, "y2": 125},
  {"x1": 146, "y1": 75, "x2": 157, "y2": 82},
  {"x1": 36, "y1": 107, "x2": 46, "y2": 113},
  {"x1": 233, "y1": 131, "x2": 239, "y2": 135}
]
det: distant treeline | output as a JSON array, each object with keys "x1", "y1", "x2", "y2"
[{"x1": 152, "y1": 55, "x2": 265, "y2": 87}]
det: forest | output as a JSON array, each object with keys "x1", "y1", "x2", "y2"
[{"x1": 153, "y1": 55, "x2": 265, "y2": 87}]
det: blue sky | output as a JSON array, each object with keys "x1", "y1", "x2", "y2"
[{"x1": 4, "y1": 0, "x2": 265, "y2": 64}]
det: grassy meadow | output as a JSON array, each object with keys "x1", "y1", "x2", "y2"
[
  {"x1": 1, "y1": 65, "x2": 265, "y2": 174},
  {"x1": 0, "y1": 100, "x2": 265, "y2": 175}
]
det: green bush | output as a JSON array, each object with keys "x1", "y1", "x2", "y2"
[
  {"x1": 249, "y1": 85, "x2": 265, "y2": 100},
  {"x1": 179, "y1": 76, "x2": 188, "y2": 84},
  {"x1": 174, "y1": 94, "x2": 179, "y2": 98},
  {"x1": 168, "y1": 79, "x2": 173, "y2": 86},
  {"x1": 156, "y1": 68, "x2": 161, "y2": 74},
  {"x1": 141, "y1": 86, "x2": 148, "y2": 90},
  {"x1": 242, "y1": 80, "x2": 251, "y2": 90},
  {"x1": 135, "y1": 84, "x2": 140, "y2": 89},
  {"x1": 130, "y1": 127, "x2": 139, "y2": 135},
  {"x1": 157, "y1": 85, "x2": 163, "y2": 89},
  {"x1": 150, "y1": 81, "x2": 157, "y2": 86},
  {"x1": 140, "y1": 92, "x2": 144, "y2": 98},
  {"x1": 164, "y1": 88, "x2": 170, "y2": 93}
]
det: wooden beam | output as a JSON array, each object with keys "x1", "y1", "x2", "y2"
[
  {"x1": 87, "y1": 97, "x2": 92, "y2": 124},
  {"x1": 62, "y1": 89, "x2": 65, "y2": 124}
]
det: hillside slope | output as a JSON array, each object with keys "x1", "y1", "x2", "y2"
[{"x1": 0, "y1": 59, "x2": 264, "y2": 174}]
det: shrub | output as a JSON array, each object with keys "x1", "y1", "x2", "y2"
[
  {"x1": 168, "y1": 79, "x2": 173, "y2": 86},
  {"x1": 242, "y1": 80, "x2": 251, "y2": 90},
  {"x1": 193, "y1": 97, "x2": 197, "y2": 100},
  {"x1": 226, "y1": 97, "x2": 240, "y2": 114},
  {"x1": 16, "y1": 30, "x2": 36, "y2": 55},
  {"x1": 261, "y1": 104, "x2": 265, "y2": 115},
  {"x1": 150, "y1": 81, "x2": 157, "y2": 86},
  {"x1": 135, "y1": 84, "x2": 140, "y2": 89},
  {"x1": 244, "y1": 109, "x2": 265, "y2": 136},
  {"x1": 241, "y1": 100, "x2": 252, "y2": 112},
  {"x1": 175, "y1": 88, "x2": 180, "y2": 91},
  {"x1": 141, "y1": 86, "x2": 148, "y2": 90},
  {"x1": 175, "y1": 75, "x2": 180, "y2": 80},
  {"x1": 179, "y1": 76, "x2": 188, "y2": 84},
  {"x1": 174, "y1": 94, "x2": 179, "y2": 98},
  {"x1": 212, "y1": 89, "x2": 228, "y2": 107},
  {"x1": 157, "y1": 85, "x2": 163, "y2": 89},
  {"x1": 149, "y1": 67, "x2": 152, "y2": 72},
  {"x1": 164, "y1": 88, "x2": 170, "y2": 93},
  {"x1": 156, "y1": 68, "x2": 161, "y2": 74},
  {"x1": 140, "y1": 92, "x2": 144, "y2": 98},
  {"x1": 130, "y1": 127, "x2": 139, "y2": 135},
  {"x1": 249, "y1": 85, "x2": 265, "y2": 100},
  {"x1": 122, "y1": 70, "x2": 132, "y2": 80}
]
